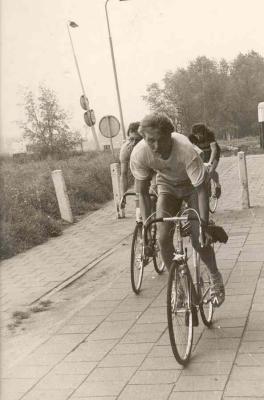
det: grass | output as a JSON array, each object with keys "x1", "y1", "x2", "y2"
[
  {"x1": 1, "y1": 150, "x2": 116, "y2": 260},
  {"x1": 219, "y1": 135, "x2": 264, "y2": 155}
]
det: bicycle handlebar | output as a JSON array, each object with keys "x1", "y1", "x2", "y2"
[
  {"x1": 120, "y1": 191, "x2": 157, "y2": 209},
  {"x1": 143, "y1": 214, "x2": 205, "y2": 248}
]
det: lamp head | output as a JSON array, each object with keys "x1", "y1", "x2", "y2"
[{"x1": 68, "y1": 21, "x2": 78, "y2": 28}]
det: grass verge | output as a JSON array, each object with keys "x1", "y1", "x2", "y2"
[{"x1": 1, "y1": 151, "x2": 115, "y2": 259}]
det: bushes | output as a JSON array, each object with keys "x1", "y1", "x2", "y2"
[{"x1": 0, "y1": 151, "x2": 115, "y2": 259}]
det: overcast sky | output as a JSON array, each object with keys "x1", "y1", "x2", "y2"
[{"x1": 1, "y1": 0, "x2": 264, "y2": 151}]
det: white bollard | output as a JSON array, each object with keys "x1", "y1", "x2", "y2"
[
  {"x1": 237, "y1": 151, "x2": 250, "y2": 209},
  {"x1": 110, "y1": 162, "x2": 125, "y2": 219},
  {"x1": 51, "y1": 170, "x2": 74, "y2": 223}
]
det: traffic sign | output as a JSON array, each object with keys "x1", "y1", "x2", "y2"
[
  {"x1": 99, "y1": 115, "x2": 120, "y2": 138},
  {"x1": 80, "y1": 95, "x2": 89, "y2": 110},
  {"x1": 84, "y1": 110, "x2": 96, "y2": 127}
]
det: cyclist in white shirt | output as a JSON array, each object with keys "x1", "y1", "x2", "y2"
[{"x1": 130, "y1": 113, "x2": 225, "y2": 307}]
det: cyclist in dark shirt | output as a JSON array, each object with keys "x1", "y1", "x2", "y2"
[{"x1": 189, "y1": 123, "x2": 221, "y2": 198}]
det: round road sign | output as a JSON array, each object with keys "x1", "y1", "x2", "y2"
[
  {"x1": 80, "y1": 95, "x2": 89, "y2": 110},
  {"x1": 99, "y1": 115, "x2": 120, "y2": 138},
  {"x1": 84, "y1": 110, "x2": 96, "y2": 127}
]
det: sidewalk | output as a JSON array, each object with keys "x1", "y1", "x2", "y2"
[{"x1": 1, "y1": 154, "x2": 264, "y2": 399}]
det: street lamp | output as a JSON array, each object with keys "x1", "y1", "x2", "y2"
[
  {"x1": 105, "y1": 0, "x2": 128, "y2": 141},
  {"x1": 67, "y1": 20, "x2": 101, "y2": 151}
]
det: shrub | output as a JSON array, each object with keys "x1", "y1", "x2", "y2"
[{"x1": 0, "y1": 150, "x2": 115, "y2": 259}]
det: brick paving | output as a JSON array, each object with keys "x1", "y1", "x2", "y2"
[{"x1": 1, "y1": 154, "x2": 264, "y2": 399}]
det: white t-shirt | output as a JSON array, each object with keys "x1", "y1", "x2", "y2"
[{"x1": 130, "y1": 132, "x2": 205, "y2": 196}]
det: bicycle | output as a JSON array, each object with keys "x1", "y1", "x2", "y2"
[
  {"x1": 120, "y1": 191, "x2": 165, "y2": 294},
  {"x1": 144, "y1": 208, "x2": 214, "y2": 365}
]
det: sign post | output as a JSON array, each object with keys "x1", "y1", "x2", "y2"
[
  {"x1": 99, "y1": 115, "x2": 124, "y2": 218},
  {"x1": 51, "y1": 170, "x2": 74, "y2": 223},
  {"x1": 238, "y1": 151, "x2": 250, "y2": 209},
  {"x1": 258, "y1": 102, "x2": 264, "y2": 149}
]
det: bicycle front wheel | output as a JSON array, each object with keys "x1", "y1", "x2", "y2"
[
  {"x1": 131, "y1": 223, "x2": 144, "y2": 294},
  {"x1": 167, "y1": 261, "x2": 193, "y2": 365},
  {"x1": 209, "y1": 180, "x2": 218, "y2": 213}
]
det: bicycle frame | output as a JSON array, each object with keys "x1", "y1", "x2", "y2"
[{"x1": 144, "y1": 211, "x2": 207, "y2": 307}]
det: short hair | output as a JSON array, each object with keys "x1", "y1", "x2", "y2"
[
  {"x1": 127, "y1": 122, "x2": 140, "y2": 136},
  {"x1": 140, "y1": 113, "x2": 174, "y2": 136}
]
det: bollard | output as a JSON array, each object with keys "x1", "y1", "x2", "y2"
[
  {"x1": 110, "y1": 162, "x2": 125, "y2": 219},
  {"x1": 237, "y1": 151, "x2": 250, "y2": 209},
  {"x1": 51, "y1": 170, "x2": 74, "y2": 223}
]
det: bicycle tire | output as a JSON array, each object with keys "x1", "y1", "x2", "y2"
[
  {"x1": 130, "y1": 223, "x2": 144, "y2": 294},
  {"x1": 199, "y1": 264, "x2": 214, "y2": 327},
  {"x1": 167, "y1": 261, "x2": 193, "y2": 365},
  {"x1": 152, "y1": 225, "x2": 166, "y2": 274},
  {"x1": 209, "y1": 180, "x2": 218, "y2": 213}
]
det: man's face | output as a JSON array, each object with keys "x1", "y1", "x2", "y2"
[
  {"x1": 143, "y1": 127, "x2": 172, "y2": 158},
  {"x1": 193, "y1": 130, "x2": 204, "y2": 141},
  {"x1": 129, "y1": 131, "x2": 142, "y2": 147}
]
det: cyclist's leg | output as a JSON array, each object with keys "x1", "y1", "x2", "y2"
[
  {"x1": 211, "y1": 160, "x2": 221, "y2": 197},
  {"x1": 186, "y1": 190, "x2": 225, "y2": 306},
  {"x1": 156, "y1": 193, "x2": 182, "y2": 270}
]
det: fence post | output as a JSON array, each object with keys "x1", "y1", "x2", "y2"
[
  {"x1": 237, "y1": 151, "x2": 250, "y2": 209},
  {"x1": 51, "y1": 170, "x2": 74, "y2": 223},
  {"x1": 110, "y1": 162, "x2": 124, "y2": 219}
]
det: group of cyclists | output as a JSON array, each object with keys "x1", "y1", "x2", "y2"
[{"x1": 119, "y1": 113, "x2": 225, "y2": 308}]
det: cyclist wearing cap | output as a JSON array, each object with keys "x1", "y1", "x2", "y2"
[
  {"x1": 130, "y1": 112, "x2": 225, "y2": 307},
  {"x1": 189, "y1": 123, "x2": 221, "y2": 198}
]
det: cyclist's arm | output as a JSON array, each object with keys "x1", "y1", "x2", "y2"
[
  {"x1": 135, "y1": 179, "x2": 152, "y2": 223},
  {"x1": 120, "y1": 161, "x2": 129, "y2": 196},
  {"x1": 196, "y1": 181, "x2": 209, "y2": 225}
]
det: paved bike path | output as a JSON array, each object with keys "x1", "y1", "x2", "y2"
[
  {"x1": 1, "y1": 154, "x2": 264, "y2": 399},
  {"x1": 1, "y1": 155, "x2": 262, "y2": 323}
]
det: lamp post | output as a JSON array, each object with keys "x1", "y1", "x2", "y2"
[
  {"x1": 105, "y1": 0, "x2": 128, "y2": 141},
  {"x1": 67, "y1": 21, "x2": 100, "y2": 151}
]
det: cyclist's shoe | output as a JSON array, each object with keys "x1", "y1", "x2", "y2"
[
  {"x1": 215, "y1": 185, "x2": 221, "y2": 199},
  {"x1": 210, "y1": 272, "x2": 225, "y2": 307}
]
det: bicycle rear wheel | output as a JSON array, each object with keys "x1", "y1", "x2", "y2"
[
  {"x1": 167, "y1": 261, "x2": 193, "y2": 365},
  {"x1": 152, "y1": 225, "x2": 166, "y2": 274},
  {"x1": 131, "y1": 223, "x2": 144, "y2": 294},
  {"x1": 199, "y1": 264, "x2": 214, "y2": 327},
  {"x1": 209, "y1": 180, "x2": 218, "y2": 213}
]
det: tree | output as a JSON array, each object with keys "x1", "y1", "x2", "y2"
[
  {"x1": 18, "y1": 86, "x2": 82, "y2": 158},
  {"x1": 228, "y1": 51, "x2": 264, "y2": 136},
  {"x1": 143, "y1": 51, "x2": 264, "y2": 138}
]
